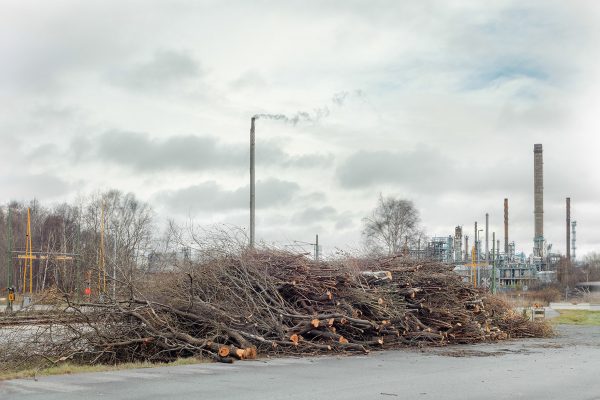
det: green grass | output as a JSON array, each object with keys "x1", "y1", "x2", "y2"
[
  {"x1": 554, "y1": 310, "x2": 600, "y2": 326},
  {"x1": 0, "y1": 357, "x2": 209, "y2": 381}
]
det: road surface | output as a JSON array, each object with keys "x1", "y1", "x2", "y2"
[{"x1": 1, "y1": 325, "x2": 599, "y2": 400}]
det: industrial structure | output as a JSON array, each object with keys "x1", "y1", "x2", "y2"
[{"x1": 404, "y1": 143, "x2": 573, "y2": 291}]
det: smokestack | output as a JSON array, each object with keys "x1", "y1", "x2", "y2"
[
  {"x1": 572, "y1": 221, "x2": 577, "y2": 261},
  {"x1": 485, "y1": 213, "x2": 489, "y2": 264},
  {"x1": 474, "y1": 221, "x2": 478, "y2": 261},
  {"x1": 534, "y1": 144, "x2": 544, "y2": 255},
  {"x1": 454, "y1": 226, "x2": 462, "y2": 263},
  {"x1": 566, "y1": 197, "x2": 571, "y2": 261},
  {"x1": 504, "y1": 198, "x2": 509, "y2": 254},
  {"x1": 250, "y1": 117, "x2": 256, "y2": 247}
]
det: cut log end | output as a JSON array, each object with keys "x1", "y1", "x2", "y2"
[
  {"x1": 218, "y1": 346, "x2": 230, "y2": 357},
  {"x1": 290, "y1": 334, "x2": 299, "y2": 345},
  {"x1": 244, "y1": 346, "x2": 257, "y2": 359},
  {"x1": 235, "y1": 349, "x2": 246, "y2": 359},
  {"x1": 311, "y1": 318, "x2": 320, "y2": 328}
]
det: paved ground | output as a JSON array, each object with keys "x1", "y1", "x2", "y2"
[{"x1": 1, "y1": 325, "x2": 599, "y2": 400}]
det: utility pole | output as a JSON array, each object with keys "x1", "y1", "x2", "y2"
[
  {"x1": 249, "y1": 117, "x2": 256, "y2": 248},
  {"x1": 99, "y1": 202, "x2": 106, "y2": 296},
  {"x1": 76, "y1": 205, "x2": 81, "y2": 301},
  {"x1": 113, "y1": 228, "x2": 117, "y2": 299},
  {"x1": 315, "y1": 234, "x2": 319, "y2": 262}
]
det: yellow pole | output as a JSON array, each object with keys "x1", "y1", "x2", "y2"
[
  {"x1": 27, "y1": 208, "x2": 32, "y2": 294},
  {"x1": 22, "y1": 208, "x2": 33, "y2": 294}
]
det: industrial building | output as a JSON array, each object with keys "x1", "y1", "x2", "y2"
[{"x1": 406, "y1": 143, "x2": 573, "y2": 292}]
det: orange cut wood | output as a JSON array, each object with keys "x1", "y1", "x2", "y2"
[
  {"x1": 218, "y1": 346, "x2": 230, "y2": 357},
  {"x1": 311, "y1": 319, "x2": 320, "y2": 328},
  {"x1": 290, "y1": 334, "x2": 299, "y2": 345}
]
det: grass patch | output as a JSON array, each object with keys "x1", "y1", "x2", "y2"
[
  {"x1": 0, "y1": 357, "x2": 209, "y2": 381},
  {"x1": 554, "y1": 310, "x2": 600, "y2": 326}
]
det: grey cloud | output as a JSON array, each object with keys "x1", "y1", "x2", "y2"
[
  {"x1": 292, "y1": 206, "x2": 337, "y2": 224},
  {"x1": 230, "y1": 70, "x2": 267, "y2": 90},
  {"x1": 291, "y1": 206, "x2": 356, "y2": 232},
  {"x1": 336, "y1": 146, "x2": 582, "y2": 200},
  {"x1": 96, "y1": 130, "x2": 242, "y2": 171},
  {"x1": 92, "y1": 130, "x2": 332, "y2": 172},
  {"x1": 337, "y1": 147, "x2": 451, "y2": 190},
  {"x1": 158, "y1": 178, "x2": 300, "y2": 214},
  {"x1": 107, "y1": 50, "x2": 201, "y2": 90},
  {"x1": 0, "y1": 173, "x2": 71, "y2": 201}
]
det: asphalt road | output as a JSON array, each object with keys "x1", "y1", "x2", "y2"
[{"x1": 1, "y1": 325, "x2": 599, "y2": 400}]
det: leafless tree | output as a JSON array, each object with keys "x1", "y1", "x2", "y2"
[{"x1": 362, "y1": 195, "x2": 422, "y2": 255}]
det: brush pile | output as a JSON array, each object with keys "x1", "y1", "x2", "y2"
[{"x1": 2, "y1": 250, "x2": 552, "y2": 368}]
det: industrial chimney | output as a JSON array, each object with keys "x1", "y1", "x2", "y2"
[
  {"x1": 533, "y1": 144, "x2": 544, "y2": 256},
  {"x1": 571, "y1": 221, "x2": 577, "y2": 262},
  {"x1": 504, "y1": 198, "x2": 509, "y2": 255},
  {"x1": 249, "y1": 117, "x2": 256, "y2": 248},
  {"x1": 566, "y1": 197, "x2": 571, "y2": 261}
]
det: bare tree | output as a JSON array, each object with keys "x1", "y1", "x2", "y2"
[{"x1": 362, "y1": 195, "x2": 422, "y2": 255}]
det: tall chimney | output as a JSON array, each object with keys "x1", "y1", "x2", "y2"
[
  {"x1": 485, "y1": 213, "x2": 489, "y2": 264},
  {"x1": 474, "y1": 221, "x2": 478, "y2": 262},
  {"x1": 249, "y1": 117, "x2": 256, "y2": 248},
  {"x1": 454, "y1": 226, "x2": 463, "y2": 262},
  {"x1": 572, "y1": 221, "x2": 577, "y2": 261},
  {"x1": 504, "y1": 198, "x2": 509, "y2": 254},
  {"x1": 566, "y1": 197, "x2": 571, "y2": 261},
  {"x1": 534, "y1": 144, "x2": 544, "y2": 255}
]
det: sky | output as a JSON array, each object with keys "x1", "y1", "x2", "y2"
[{"x1": 1, "y1": 0, "x2": 599, "y2": 257}]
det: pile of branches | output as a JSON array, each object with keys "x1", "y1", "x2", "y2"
[{"x1": 1, "y1": 250, "x2": 552, "y2": 367}]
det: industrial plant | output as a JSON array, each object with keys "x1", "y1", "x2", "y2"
[{"x1": 404, "y1": 143, "x2": 575, "y2": 291}]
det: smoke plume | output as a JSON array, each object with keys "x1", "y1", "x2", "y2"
[{"x1": 253, "y1": 90, "x2": 363, "y2": 125}]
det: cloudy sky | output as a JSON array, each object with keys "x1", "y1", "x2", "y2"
[{"x1": 1, "y1": 0, "x2": 599, "y2": 256}]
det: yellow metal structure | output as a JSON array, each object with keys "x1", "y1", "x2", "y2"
[{"x1": 22, "y1": 208, "x2": 34, "y2": 294}]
